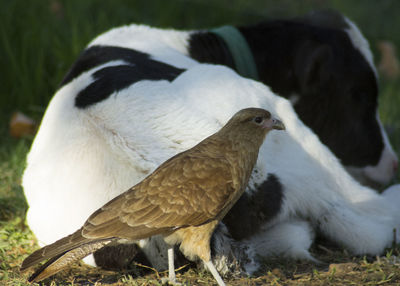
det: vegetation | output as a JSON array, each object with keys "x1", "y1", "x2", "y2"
[{"x1": 1, "y1": 0, "x2": 399, "y2": 285}]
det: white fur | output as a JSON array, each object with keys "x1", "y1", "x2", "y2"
[
  {"x1": 245, "y1": 220, "x2": 317, "y2": 262},
  {"x1": 23, "y1": 24, "x2": 400, "y2": 273},
  {"x1": 362, "y1": 113, "x2": 398, "y2": 184}
]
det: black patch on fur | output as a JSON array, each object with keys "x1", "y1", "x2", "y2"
[
  {"x1": 60, "y1": 45, "x2": 129, "y2": 86},
  {"x1": 60, "y1": 45, "x2": 185, "y2": 108},
  {"x1": 93, "y1": 243, "x2": 150, "y2": 271},
  {"x1": 223, "y1": 174, "x2": 284, "y2": 240},
  {"x1": 188, "y1": 31, "x2": 235, "y2": 70},
  {"x1": 189, "y1": 14, "x2": 384, "y2": 169},
  {"x1": 239, "y1": 20, "x2": 383, "y2": 167},
  {"x1": 93, "y1": 243, "x2": 191, "y2": 272}
]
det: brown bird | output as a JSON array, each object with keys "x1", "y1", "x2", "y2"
[{"x1": 20, "y1": 108, "x2": 285, "y2": 285}]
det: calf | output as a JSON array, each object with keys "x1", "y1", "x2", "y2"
[{"x1": 23, "y1": 10, "x2": 399, "y2": 274}]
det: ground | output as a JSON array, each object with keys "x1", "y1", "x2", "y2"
[{"x1": 2, "y1": 217, "x2": 400, "y2": 285}]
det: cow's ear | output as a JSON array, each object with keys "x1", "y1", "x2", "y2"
[{"x1": 294, "y1": 41, "x2": 333, "y2": 93}]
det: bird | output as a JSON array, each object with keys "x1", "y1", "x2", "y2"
[{"x1": 20, "y1": 107, "x2": 285, "y2": 286}]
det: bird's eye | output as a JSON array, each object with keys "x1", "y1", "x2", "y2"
[{"x1": 253, "y1": 117, "x2": 263, "y2": 124}]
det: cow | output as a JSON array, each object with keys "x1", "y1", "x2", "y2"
[{"x1": 22, "y1": 10, "x2": 399, "y2": 274}]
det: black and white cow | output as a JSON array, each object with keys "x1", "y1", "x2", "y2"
[{"x1": 23, "y1": 10, "x2": 399, "y2": 274}]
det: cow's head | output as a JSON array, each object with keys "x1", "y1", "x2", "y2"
[
  {"x1": 293, "y1": 10, "x2": 398, "y2": 186},
  {"x1": 238, "y1": 10, "x2": 398, "y2": 186}
]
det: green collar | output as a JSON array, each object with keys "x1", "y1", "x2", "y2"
[{"x1": 210, "y1": 25, "x2": 259, "y2": 80}]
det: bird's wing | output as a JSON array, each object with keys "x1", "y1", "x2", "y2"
[{"x1": 82, "y1": 149, "x2": 237, "y2": 240}]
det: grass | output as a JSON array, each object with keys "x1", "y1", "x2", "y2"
[
  {"x1": 380, "y1": 79, "x2": 400, "y2": 164},
  {"x1": 0, "y1": 0, "x2": 400, "y2": 285}
]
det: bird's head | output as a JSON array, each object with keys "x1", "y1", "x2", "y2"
[{"x1": 219, "y1": 107, "x2": 285, "y2": 146}]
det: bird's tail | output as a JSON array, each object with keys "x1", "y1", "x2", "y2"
[{"x1": 20, "y1": 228, "x2": 113, "y2": 282}]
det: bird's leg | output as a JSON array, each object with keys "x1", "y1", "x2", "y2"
[
  {"x1": 160, "y1": 246, "x2": 181, "y2": 285},
  {"x1": 204, "y1": 259, "x2": 226, "y2": 286},
  {"x1": 168, "y1": 246, "x2": 176, "y2": 283}
]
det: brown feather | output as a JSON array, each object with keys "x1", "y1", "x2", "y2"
[
  {"x1": 20, "y1": 229, "x2": 88, "y2": 271},
  {"x1": 81, "y1": 154, "x2": 236, "y2": 238},
  {"x1": 28, "y1": 240, "x2": 111, "y2": 282}
]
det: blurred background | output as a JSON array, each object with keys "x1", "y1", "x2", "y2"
[{"x1": 0, "y1": 1, "x2": 399, "y2": 283}]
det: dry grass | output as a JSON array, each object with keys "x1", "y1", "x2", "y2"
[{"x1": 2, "y1": 218, "x2": 400, "y2": 286}]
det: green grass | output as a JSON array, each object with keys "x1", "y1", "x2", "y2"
[
  {"x1": 0, "y1": 0, "x2": 400, "y2": 285},
  {"x1": 380, "y1": 79, "x2": 400, "y2": 169}
]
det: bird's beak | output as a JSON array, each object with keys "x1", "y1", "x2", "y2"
[
  {"x1": 272, "y1": 118, "x2": 285, "y2": 130},
  {"x1": 263, "y1": 117, "x2": 285, "y2": 130}
]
